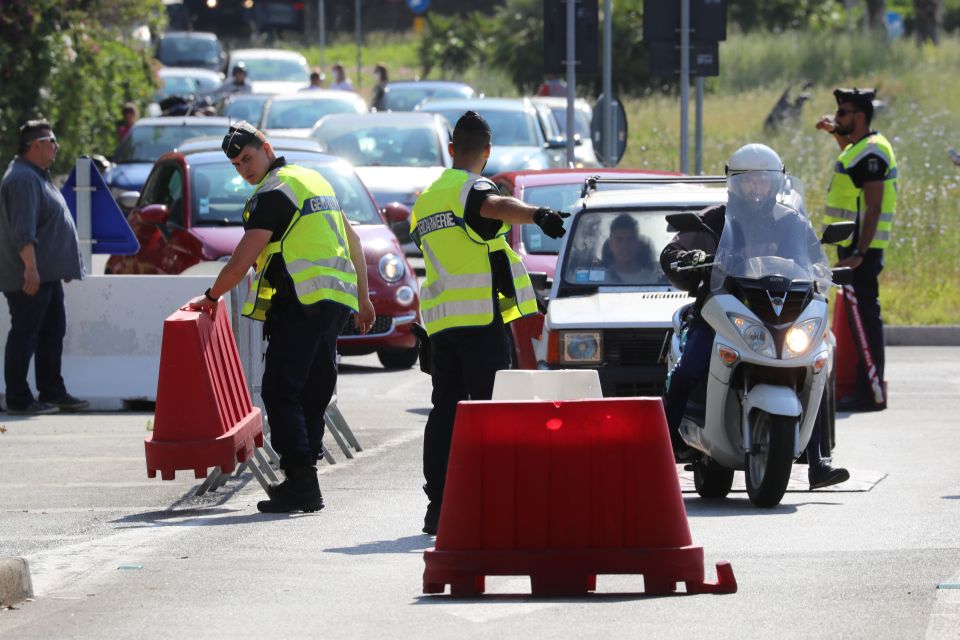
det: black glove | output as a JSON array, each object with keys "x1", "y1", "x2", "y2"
[
  {"x1": 677, "y1": 249, "x2": 713, "y2": 269},
  {"x1": 533, "y1": 207, "x2": 570, "y2": 239}
]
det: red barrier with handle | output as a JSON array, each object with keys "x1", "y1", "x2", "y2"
[
  {"x1": 832, "y1": 287, "x2": 886, "y2": 407},
  {"x1": 145, "y1": 302, "x2": 263, "y2": 480},
  {"x1": 423, "y1": 398, "x2": 736, "y2": 597}
]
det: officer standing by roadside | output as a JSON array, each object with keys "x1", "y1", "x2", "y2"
[
  {"x1": 816, "y1": 88, "x2": 896, "y2": 412},
  {"x1": 412, "y1": 111, "x2": 569, "y2": 534},
  {"x1": 188, "y1": 121, "x2": 375, "y2": 513}
]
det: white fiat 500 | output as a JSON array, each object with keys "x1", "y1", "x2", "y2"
[{"x1": 533, "y1": 177, "x2": 728, "y2": 397}]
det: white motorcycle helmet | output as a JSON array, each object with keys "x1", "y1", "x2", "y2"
[{"x1": 725, "y1": 144, "x2": 786, "y2": 210}]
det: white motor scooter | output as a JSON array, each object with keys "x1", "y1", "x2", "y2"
[{"x1": 665, "y1": 195, "x2": 853, "y2": 508}]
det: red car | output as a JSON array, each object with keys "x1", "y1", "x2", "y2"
[
  {"x1": 106, "y1": 138, "x2": 421, "y2": 369},
  {"x1": 491, "y1": 168, "x2": 680, "y2": 368}
]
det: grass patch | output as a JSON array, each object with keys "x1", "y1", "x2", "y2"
[{"x1": 277, "y1": 30, "x2": 958, "y2": 324}]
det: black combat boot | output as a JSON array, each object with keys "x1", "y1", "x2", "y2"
[{"x1": 257, "y1": 465, "x2": 324, "y2": 513}]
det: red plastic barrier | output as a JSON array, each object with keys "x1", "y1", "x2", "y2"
[
  {"x1": 422, "y1": 398, "x2": 736, "y2": 597},
  {"x1": 145, "y1": 303, "x2": 262, "y2": 480}
]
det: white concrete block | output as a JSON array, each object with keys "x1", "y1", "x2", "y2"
[
  {"x1": 492, "y1": 369, "x2": 603, "y2": 401},
  {"x1": 0, "y1": 275, "x2": 226, "y2": 410}
]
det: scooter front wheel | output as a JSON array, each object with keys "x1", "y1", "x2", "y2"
[{"x1": 745, "y1": 410, "x2": 796, "y2": 508}]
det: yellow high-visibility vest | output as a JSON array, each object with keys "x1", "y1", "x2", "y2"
[
  {"x1": 411, "y1": 168, "x2": 537, "y2": 336},
  {"x1": 823, "y1": 132, "x2": 897, "y2": 249},
  {"x1": 241, "y1": 164, "x2": 358, "y2": 321}
]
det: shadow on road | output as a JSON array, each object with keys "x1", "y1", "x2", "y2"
[
  {"x1": 406, "y1": 407, "x2": 431, "y2": 416},
  {"x1": 413, "y1": 592, "x2": 678, "y2": 604},
  {"x1": 683, "y1": 497, "x2": 808, "y2": 516},
  {"x1": 325, "y1": 534, "x2": 433, "y2": 555}
]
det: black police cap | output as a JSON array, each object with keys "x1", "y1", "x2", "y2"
[
  {"x1": 222, "y1": 120, "x2": 261, "y2": 159},
  {"x1": 833, "y1": 87, "x2": 876, "y2": 110},
  {"x1": 453, "y1": 111, "x2": 491, "y2": 136}
]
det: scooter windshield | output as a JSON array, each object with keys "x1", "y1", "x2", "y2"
[{"x1": 710, "y1": 182, "x2": 832, "y2": 293}]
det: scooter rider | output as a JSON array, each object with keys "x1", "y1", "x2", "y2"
[{"x1": 660, "y1": 143, "x2": 850, "y2": 491}]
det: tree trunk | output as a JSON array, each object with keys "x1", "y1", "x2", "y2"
[
  {"x1": 865, "y1": 0, "x2": 887, "y2": 33},
  {"x1": 913, "y1": 0, "x2": 943, "y2": 45}
]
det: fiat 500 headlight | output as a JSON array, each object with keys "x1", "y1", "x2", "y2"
[
  {"x1": 784, "y1": 319, "x2": 821, "y2": 358},
  {"x1": 559, "y1": 331, "x2": 602, "y2": 364},
  {"x1": 378, "y1": 253, "x2": 405, "y2": 283},
  {"x1": 727, "y1": 313, "x2": 775, "y2": 358}
]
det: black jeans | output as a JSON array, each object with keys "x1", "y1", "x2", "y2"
[
  {"x1": 838, "y1": 246, "x2": 885, "y2": 398},
  {"x1": 4, "y1": 281, "x2": 67, "y2": 409},
  {"x1": 423, "y1": 317, "x2": 510, "y2": 506},
  {"x1": 260, "y1": 297, "x2": 349, "y2": 470}
]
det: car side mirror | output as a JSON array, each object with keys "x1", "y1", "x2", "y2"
[
  {"x1": 572, "y1": 133, "x2": 584, "y2": 146},
  {"x1": 139, "y1": 203, "x2": 170, "y2": 225},
  {"x1": 528, "y1": 271, "x2": 549, "y2": 291},
  {"x1": 832, "y1": 267, "x2": 853, "y2": 286},
  {"x1": 382, "y1": 202, "x2": 412, "y2": 243},
  {"x1": 118, "y1": 191, "x2": 140, "y2": 211},
  {"x1": 821, "y1": 221, "x2": 856, "y2": 245}
]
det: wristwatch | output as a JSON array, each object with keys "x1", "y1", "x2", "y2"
[
  {"x1": 204, "y1": 287, "x2": 218, "y2": 302},
  {"x1": 850, "y1": 248, "x2": 865, "y2": 258}
]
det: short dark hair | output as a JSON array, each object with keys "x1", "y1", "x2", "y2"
[
  {"x1": 610, "y1": 213, "x2": 638, "y2": 234},
  {"x1": 452, "y1": 111, "x2": 491, "y2": 156},
  {"x1": 18, "y1": 119, "x2": 53, "y2": 154}
]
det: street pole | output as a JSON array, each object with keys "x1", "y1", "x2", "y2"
[
  {"x1": 319, "y1": 0, "x2": 326, "y2": 70},
  {"x1": 355, "y1": 0, "x2": 362, "y2": 89},
  {"x1": 565, "y1": 0, "x2": 576, "y2": 166},
  {"x1": 76, "y1": 158, "x2": 92, "y2": 275},
  {"x1": 695, "y1": 76, "x2": 703, "y2": 174},
  {"x1": 679, "y1": 0, "x2": 690, "y2": 174},
  {"x1": 602, "y1": 0, "x2": 613, "y2": 166}
]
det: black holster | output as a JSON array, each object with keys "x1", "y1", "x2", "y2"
[{"x1": 411, "y1": 322, "x2": 431, "y2": 375}]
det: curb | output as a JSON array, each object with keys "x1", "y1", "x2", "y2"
[
  {"x1": 886, "y1": 325, "x2": 960, "y2": 347},
  {"x1": 0, "y1": 557, "x2": 33, "y2": 607}
]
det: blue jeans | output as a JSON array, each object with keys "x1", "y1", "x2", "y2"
[
  {"x1": 4, "y1": 281, "x2": 68, "y2": 409},
  {"x1": 663, "y1": 320, "x2": 715, "y2": 450}
]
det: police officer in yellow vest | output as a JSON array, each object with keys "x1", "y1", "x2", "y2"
[
  {"x1": 413, "y1": 111, "x2": 569, "y2": 535},
  {"x1": 189, "y1": 121, "x2": 375, "y2": 512},
  {"x1": 816, "y1": 88, "x2": 896, "y2": 412}
]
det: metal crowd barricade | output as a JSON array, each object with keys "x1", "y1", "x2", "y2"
[{"x1": 228, "y1": 273, "x2": 362, "y2": 473}]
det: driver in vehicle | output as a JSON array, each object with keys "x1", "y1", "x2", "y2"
[
  {"x1": 660, "y1": 143, "x2": 850, "y2": 490},
  {"x1": 601, "y1": 213, "x2": 658, "y2": 283}
]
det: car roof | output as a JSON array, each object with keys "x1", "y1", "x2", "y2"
[
  {"x1": 267, "y1": 90, "x2": 364, "y2": 103},
  {"x1": 386, "y1": 81, "x2": 473, "y2": 90},
  {"x1": 313, "y1": 112, "x2": 446, "y2": 125},
  {"x1": 529, "y1": 96, "x2": 591, "y2": 110},
  {"x1": 133, "y1": 116, "x2": 232, "y2": 127},
  {"x1": 580, "y1": 184, "x2": 727, "y2": 210},
  {"x1": 494, "y1": 168, "x2": 681, "y2": 188},
  {"x1": 419, "y1": 98, "x2": 532, "y2": 112},
  {"x1": 229, "y1": 48, "x2": 306, "y2": 61},
  {"x1": 161, "y1": 31, "x2": 218, "y2": 41},
  {"x1": 177, "y1": 136, "x2": 324, "y2": 155},
  {"x1": 179, "y1": 148, "x2": 342, "y2": 164},
  {"x1": 158, "y1": 67, "x2": 223, "y2": 78}
]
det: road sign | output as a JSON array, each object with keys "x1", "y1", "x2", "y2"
[
  {"x1": 643, "y1": 0, "x2": 727, "y2": 42},
  {"x1": 543, "y1": 0, "x2": 599, "y2": 75},
  {"x1": 62, "y1": 158, "x2": 139, "y2": 255},
  {"x1": 648, "y1": 41, "x2": 719, "y2": 78},
  {"x1": 591, "y1": 95, "x2": 627, "y2": 166},
  {"x1": 406, "y1": 0, "x2": 429, "y2": 15}
]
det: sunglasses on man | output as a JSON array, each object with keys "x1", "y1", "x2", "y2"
[
  {"x1": 34, "y1": 134, "x2": 58, "y2": 145},
  {"x1": 835, "y1": 108, "x2": 861, "y2": 118}
]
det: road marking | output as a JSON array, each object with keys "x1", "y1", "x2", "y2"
[{"x1": 926, "y1": 570, "x2": 960, "y2": 639}]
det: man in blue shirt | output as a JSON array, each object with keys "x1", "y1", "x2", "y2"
[{"x1": 0, "y1": 120, "x2": 87, "y2": 415}]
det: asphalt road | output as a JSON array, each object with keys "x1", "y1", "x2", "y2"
[{"x1": 1, "y1": 347, "x2": 958, "y2": 639}]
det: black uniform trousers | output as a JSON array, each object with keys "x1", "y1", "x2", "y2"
[
  {"x1": 837, "y1": 246, "x2": 885, "y2": 399},
  {"x1": 261, "y1": 295, "x2": 350, "y2": 470},
  {"x1": 422, "y1": 315, "x2": 510, "y2": 506}
]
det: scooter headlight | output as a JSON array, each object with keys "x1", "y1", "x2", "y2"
[
  {"x1": 784, "y1": 319, "x2": 821, "y2": 358},
  {"x1": 727, "y1": 313, "x2": 775, "y2": 358}
]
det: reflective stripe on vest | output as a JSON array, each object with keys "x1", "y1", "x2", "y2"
[
  {"x1": 823, "y1": 133, "x2": 897, "y2": 249},
  {"x1": 412, "y1": 168, "x2": 537, "y2": 336},
  {"x1": 241, "y1": 164, "x2": 358, "y2": 320}
]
